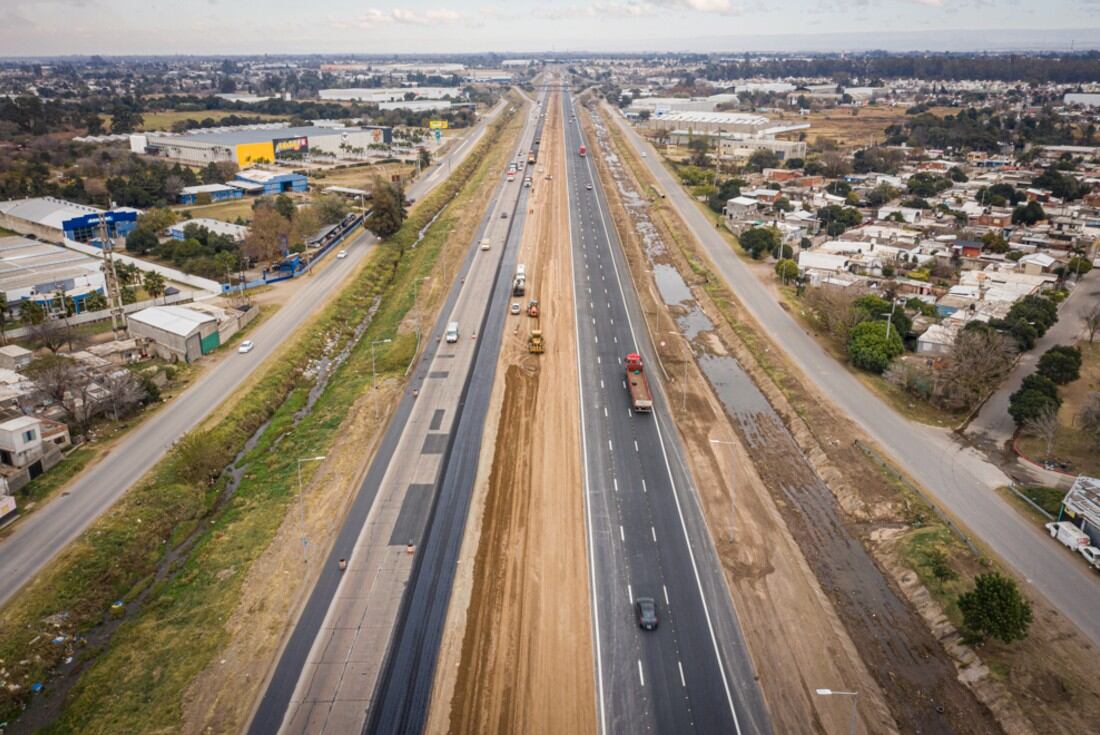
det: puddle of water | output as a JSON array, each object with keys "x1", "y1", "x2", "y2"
[
  {"x1": 676, "y1": 308, "x2": 714, "y2": 341},
  {"x1": 652, "y1": 263, "x2": 693, "y2": 305}
]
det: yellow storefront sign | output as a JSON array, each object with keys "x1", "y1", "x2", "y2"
[{"x1": 428, "y1": 120, "x2": 448, "y2": 130}]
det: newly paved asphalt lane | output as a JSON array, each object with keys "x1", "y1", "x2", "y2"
[
  {"x1": 0, "y1": 100, "x2": 506, "y2": 609},
  {"x1": 564, "y1": 91, "x2": 770, "y2": 735},
  {"x1": 247, "y1": 92, "x2": 545, "y2": 735},
  {"x1": 605, "y1": 105, "x2": 1100, "y2": 646}
]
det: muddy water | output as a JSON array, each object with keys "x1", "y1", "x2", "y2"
[{"x1": 588, "y1": 103, "x2": 999, "y2": 734}]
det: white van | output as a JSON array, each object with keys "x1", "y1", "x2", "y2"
[
  {"x1": 1046, "y1": 521, "x2": 1090, "y2": 551},
  {"x1": 480, "y1": 238, "x2": 491, "y2": 251},
  {"x1": 445, "y1": 321, "x2": 459, "y2": 343}
]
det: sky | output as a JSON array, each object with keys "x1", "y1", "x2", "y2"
[{"x1": 1, "y1": 0, "x2": 1099, "y2": 56}]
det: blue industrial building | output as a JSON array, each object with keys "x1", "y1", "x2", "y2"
[
  {"x1": 178, "y1": 184, "x2": 243, "y2": 205},
  {"x1": 233, "y1": 169, "x2": 308, "y2": 196}
]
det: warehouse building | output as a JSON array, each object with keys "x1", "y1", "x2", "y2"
[
  {"x1": 0, "y1": 197, "x2": 139, "y2": 245},
  {"x1": 0, "y1": 236, "x2": 106, "y2": 311},
  {"x1": 127, "y1": 305, "x2": 219, "y2": 363},
  {"x1": 134, "y1": 125, "x2": 393, "y2": 167},
  {"x1": 178, "y1": 183, "x2": 243, "y2": 205},
  {"x1": 233, "y1": 169, "x2": 308, "y2": 196},
  {"x1": 168, "y1": 218, "x2": 249, "y2": 242},
  {"x1": 641, "y1": 111, "x2": 772, "y2": 136}
]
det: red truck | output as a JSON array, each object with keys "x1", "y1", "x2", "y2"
[
  {"x1": 624, "y1": 353, "x2": 652, "y2": 412},
  {"x1": 579, "y1": 144, "x2": 587, "y2": 157}
]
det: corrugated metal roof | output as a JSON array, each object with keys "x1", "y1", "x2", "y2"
[
  {"x1": 148, "y1": 125, "x2": 349, "y2": 147},
  {"x1": 0, "y1": 197, "x2": 103, "y2": 231},
  {"x1": 128, "y1": 305, "x2": 216, "y2": 337}
]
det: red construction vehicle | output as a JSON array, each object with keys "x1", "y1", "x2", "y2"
[
  {"x1": 624, "y1": 353, "x2": 653, "y2": 413},
  {"x1": 527, "y1": 299, "x2": 539, "y2": 318}
]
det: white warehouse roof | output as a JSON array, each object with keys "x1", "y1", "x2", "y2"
[{"x1": 129, "y1": 305, "x2": 216, "y2": 337}]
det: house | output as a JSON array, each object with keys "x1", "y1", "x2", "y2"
[
  {"x1": 877, "y1": 206, "x2": 923, "y2": 224},
  {"x1": 916, "y1": 323, "x2": 958, "y2": 355},
  {"x1": 724, "y1": 196, "x2": 759, "y2": 221},
  {"x1": 232, "y1": 169, "x2": 308, "y2": 196},
  {"x1": 127, "y1": 305, "x2": 220, "y2": 363},
  {"x1": 87, "y1": 339, "x2": 146, "y2": 365},
  {"x1": 798, "y1": 251, "x2": 851, "y2": 274},
  {"x1": 1018, "y1": 252, "x2": 1057, "y2": 274},
  {"x1": 0, "y1": 345, "x2": 33, "y2": 372},
  {"x1": 953, "y1": 239, "x2": 985, "y2": 259},
  {"x1": 0, "y1": 415, "x2": 44, "y2": 470}
]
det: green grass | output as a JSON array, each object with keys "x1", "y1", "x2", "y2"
[
  {"x1": 16, "y1": 447, "x2": 97, "y2": 506},
  {"x1": 171, "y1": 198, "x2": 257, "y2": 224},
  {"x1": 896, "y1": 525, "x2": 970, "y2": 625},
  {"x1": 0, "y1": 95, "x2": 525, "y2": 734},
  {"x1": 1019, "y1": 485, "x2": 1064, "y2": 517}
]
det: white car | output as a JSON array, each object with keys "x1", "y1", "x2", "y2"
[
  {"x1": 1082, "y1": 546, "x2": 1100, "y2": 572},
  {"x1": 510, "y1": 302, "x2": 521, "y2": 315},
  {"x1": 585, "y1": 183, "x2": 593, "y2": 191},
  {"x1": 238, "y1": 340, "x2": 255, "y2": 354},
  {"x1": 641, "y1": 152, "x2": 647, "y2": 158},
  {"x1": 336, "y1": 250, "x2": 348, "y2": 259}
]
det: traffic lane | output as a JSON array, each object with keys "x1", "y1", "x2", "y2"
[
  {"x1": 610, "y1": 110, "x2": 1100, "y2": 642},
  {"x1": 569, "y1": 155, "x2": 713, "y2": 732},
  {"x1": 364, "y1": 107, "x2": 543, "y2": 735},
  {"x1": 570, "y1": 101, "x2": 769, "y2": 733},
  {"x1": 252, "y1": 98, "x2": 541, "y2": 734}
]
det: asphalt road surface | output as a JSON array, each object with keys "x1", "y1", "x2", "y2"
[
  {"x1": 564, "y1": 91, "x2": 771, "y2": 735},
  {"x1": 0, "y1": 100, "x2": 506, "y2": 609},
  {"x1": 247, "y1": 93, "x2": 543, "y2": 735},
  {"x1": 606, "y1": 106, "x2": 1100, "y2": 646}
]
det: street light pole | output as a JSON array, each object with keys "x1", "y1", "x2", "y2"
[
  {"x1": 296, "y1": 455, "x2": 327, "y2": 564},
  {"x1": 815, "y1": 688, "x2": 859, "y2": 735}
]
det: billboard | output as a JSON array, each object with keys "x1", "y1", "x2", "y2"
[
  {"x1": 429, "y1": 120, "x2": 448, "y2": 130},
  {"x1": 273, "y1": 136, "x2": 310, "y2": 156}
]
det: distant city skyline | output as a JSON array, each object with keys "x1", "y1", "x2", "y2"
[{"x1": 1, "y1": 0, "x2": 1100, "y2": 56}]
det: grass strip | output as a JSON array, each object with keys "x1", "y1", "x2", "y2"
[{"x1": 0, "y1": 98, "x2": 522, "y2": 732}]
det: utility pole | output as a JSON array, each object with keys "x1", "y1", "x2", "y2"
[{"x1": 98, "y1": 212, "x2": 127, "y2": 339}]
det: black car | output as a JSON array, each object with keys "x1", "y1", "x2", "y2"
[{"x1": 635, "y1": 597, "x2": 658, "y2": 631}]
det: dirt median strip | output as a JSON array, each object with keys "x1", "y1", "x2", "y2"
[{"x1": 438, "y1": 86, "x2": 596, "y2": 735}]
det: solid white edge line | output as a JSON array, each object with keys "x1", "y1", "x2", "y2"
[
  {"x1": 566, "y1": 90, "x2": 608, "y2": 735},
  {"x1": 580, "y1": 105, "x2": 744, "y2": 735},
  {"x1": 638, "y1": 659, "x2": 646, "y2": 688}
]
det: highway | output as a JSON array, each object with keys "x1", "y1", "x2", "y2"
[
  {"x1": 248, "y1": 91, "x2": 544, "y2": 735},
  {"x1": 605, "y1": 105, "x2": 1100, "y2": 646},
  {"x1": 0, "y1": 99, "x2": 506, "y2": 609},
  {"x1": 564, "y1": 90, "x2": 771, "y2": 734}
]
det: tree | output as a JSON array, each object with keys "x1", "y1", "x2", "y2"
[
  {"x1": 82, "y1": 291, "x2": 108, "y2": 312},
  {"x1": 738, "y1": 227, "x2": 780, "y2": 260},
  {"x1": 365, "y1": 177, "x2": 406, "y2": 239},
  {"x1": 243, "y1": 207, "x2": 293, "y2": 263},
  {"x1": 935, "y1": 325, "x2": 1016, "y2": 411},
  {"x1": 1023, "y1": 405, "x2": 1060, "y2": 460},
  {"x1": 109, "y1": 103, "x2": 143, "y2": 134},
  {"x1": 136, "y1": 207, "x2": 178, "y2": 235},
  {"x1": 1066, "y1": 256, "x2": 1092, "y2": 277},
  {"x1": 848, "y1": 320, "x2": 904, "y2": 373},
  {"x1": 686, "y1": 138, "x2": 711, "y2": 167},
  {"x1": 706, "y1": 177, "x2": 744, "y2": 213},
  {"x1": 143, "y1": 271, "x2": 167, "y2": 303},
  {"x1": 1011, "y1": 200, "x2": 1045, "y2": 225},
  {"x1": 854, "y1": 294, "x2": 911, "y2": 337},
  {"x1": 126, "y1": 228, "x2": 159, "y2": 256},
  {"x1": 775, "y1": 259, "x2": 799, "y2": 284},
  {"x1": 1083, "y1": 302, "x2": 1100, "y2": 343},
  {"x1": 101, "y1": 369, "x2": 148, "y2": 421},
  {"x1": 1036, "y1": 345, "x2": 1082, "y2": 384},
  {"x1": 1079, "y1": 392, "x2": 1100, "y2": 448},
  {"x1": 20, "y1": 299, "x2": 46, "y2": 326},
  {"x1": 958, "y1": 573, "x2": 1033, "y2": 644},
  {"x1": 1008, "y1": 384, "x2": 1061, "y2": 427},
  {"x1": 803, "y1": 285, "x2": 863, "y2": 345},
  {"x1": 85, "y1": 113, "x2": 104, "y2": 135},
  {"x1": 745, "y1": 149, "x2": 780, "y2": 172},
  {"x1": 274, "y1": 194, "x2": 297, "y2": 220},
  {"x1": 1007, "y1": 295, "x2": 1058, "y2": 337},
  {"x1": 313, "y1": 194, "x2": 350, "y2": 225}
]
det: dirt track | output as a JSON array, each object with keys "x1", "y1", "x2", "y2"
[{"x1": 436, "y1": 85, "x2": 596, "y2": 734}]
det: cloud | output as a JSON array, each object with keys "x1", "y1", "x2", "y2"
[
  {"x1": 352, "y1": 7, "x2": 467, "y2": 29},
  {"x1": 906, "y1": 0, "x2": 945, "y2": 6},
  {"x1": 536, "y1": 0, "x2": 740, "y2": 20}
]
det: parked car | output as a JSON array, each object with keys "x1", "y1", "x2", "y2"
[
  {"x1": 336, "y1": 250, "x2": 348, "y2": 259},
  {"x1": 635, "y1": 597, "x2": 658, "y2": 631},
  {"x1": 510, "y1": 302, "x2": 521, "y2": 315},
  {"x1": 1081, "y1": 546, "x2": 1100, "y2": 571},
  {"x1": 238, "y1": 340, "x2": 255, "y2": 354}
]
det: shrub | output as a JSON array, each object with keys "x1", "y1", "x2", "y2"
[
  {"x1": 848, "y1": 320, "x2": 904, "y2": 373},
  {"x1": 958, "y1": 573, "x2": 1033, "y2": 644},
  {"x1": 1036, "y1": 345, "x2": 1082, "y2": 384}
]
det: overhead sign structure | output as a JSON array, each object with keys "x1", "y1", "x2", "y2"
[{"x1": 428, "y1": 120, "x2": 448, "y2": 130}]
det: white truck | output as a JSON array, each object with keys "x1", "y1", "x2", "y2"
[
  {"x1": 1081, "y1": 546, "x2": 1100, "y2": 572},
  {"x1": 1046, "y1": 521, "x2": 1090, "y2": 551}
]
